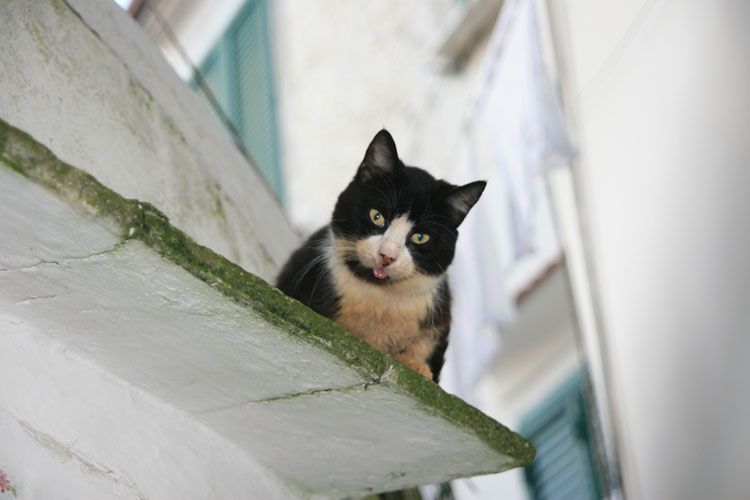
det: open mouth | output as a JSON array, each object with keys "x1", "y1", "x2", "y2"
[
  {"x1": 372, "y1": 266, "x2": 389, "y2": 280},
  {"x1": 343, "y1": 256, "x2": 394, "y2": 283}
]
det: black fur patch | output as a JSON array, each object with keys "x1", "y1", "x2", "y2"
[
  {"x1": 276, "y1": 227, "x2": 339, "y2": 319},
  {"x1": 423, "y1": 280, "x2": 452, "y2": 381}
]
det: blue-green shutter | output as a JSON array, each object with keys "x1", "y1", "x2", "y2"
[
  {"x1": 521, "y1": 371, "x2": 602, "y2": 500},
  {"x1": 193, "y1": 0, "x2": 284, "y2": 201}
]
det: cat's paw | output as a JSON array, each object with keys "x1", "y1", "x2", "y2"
[
  {"x1": 412, "y1": 362, "x2": 433, "y2": 380},
  {"x1": 396, "y1": 356, "x2": 433, "y2": 380}
]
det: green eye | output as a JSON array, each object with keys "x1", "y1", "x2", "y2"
[
  {"x1": 369, "y1": 209, "x2": 385, "y2": 227},
  {"x1": 410, "y1": 232, "x2": 430, "y2": 244}
]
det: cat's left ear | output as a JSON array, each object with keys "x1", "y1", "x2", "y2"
[
  {"x1": 356, "y1": 129, "x2": 402, "y2": 182},
  {"x1": 443, "y1": 181, "x2": 487, "y2": 226}
]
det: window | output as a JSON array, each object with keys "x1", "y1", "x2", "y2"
[
  {"x1": 193, "y1": 0, "x2": 284, "y2": 200},
  {"x1": 521, "y1": 371, "x2": 602, "y2": 500}
]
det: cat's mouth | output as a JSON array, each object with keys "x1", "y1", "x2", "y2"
[
  {"x1": 336, "y1": 237, "x2": 409, "y2": 284},
  {"x1": 342, "y1": 255, "x2": 393, "y2": 283},
  {"x1": 372, "y1": 266, "x2": 389, "y2": 280}
]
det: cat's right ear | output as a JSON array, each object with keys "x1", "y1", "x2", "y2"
[
  {"x1": 356, "y1": 129, "x2": 401, "y2": 182},
  {"x1": 442, "y1": 180, "x2": 487, "y2": 226}
]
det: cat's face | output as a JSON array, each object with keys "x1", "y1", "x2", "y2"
[{"x1": 331, "y1": 130, "x2": 485, "y2": 287}]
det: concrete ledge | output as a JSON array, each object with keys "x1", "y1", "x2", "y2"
[{"x1": 0, "y1": 119, "x2": 534, "y2": 497}]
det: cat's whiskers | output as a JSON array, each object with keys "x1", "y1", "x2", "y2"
[
  {"x1": 330, "y1": 233, "x2": 443, "y2": 297},
  {"x1": 289, "y1": 251, "x2": 328, "y2": 292}
]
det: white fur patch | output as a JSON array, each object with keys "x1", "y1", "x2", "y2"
[
  {"x1": 355, "y1": 215, "x2": 414, "y2": 280},
  {"x1": 327, "y1": 229, "x2": 443, "y2": 356}
]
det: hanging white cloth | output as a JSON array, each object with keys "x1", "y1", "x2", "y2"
[{"x1": 441, "y1": 0, "x2": 574, "y2": 402}]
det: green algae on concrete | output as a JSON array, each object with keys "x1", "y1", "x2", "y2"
[
  {"x1": 392, "y1": 367, "x2": 535, "y2": 466},
  {"x1": 0, "y1": 117, "x2": 535, "y2": 469}
]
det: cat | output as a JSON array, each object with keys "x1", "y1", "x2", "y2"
[{"x1": 276, "y1": 130, "x2": 485, "y2": 382}]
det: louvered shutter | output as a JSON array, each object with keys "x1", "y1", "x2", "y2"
[
  {"x1": 522, "y1": 372, "x2": 602, "y2": 500},
  {"x1": 193, "y1": 0, "x2": 284, "y2": 200}
]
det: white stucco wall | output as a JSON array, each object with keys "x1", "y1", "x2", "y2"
[
  {"x1": 0, "y1": 0, "x2": 297, "y2": 282},
  {"x1": 554, "y1": 1, "x2": 750, "y2": 498}
]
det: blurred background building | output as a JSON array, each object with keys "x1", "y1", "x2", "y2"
[{"x1": 118, "y1": 0, "x2": 750, "y2": 499}]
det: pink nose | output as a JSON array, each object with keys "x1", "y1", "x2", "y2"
[{"x1": 380, "y1": 253, "x2": 395, "y2": 267}]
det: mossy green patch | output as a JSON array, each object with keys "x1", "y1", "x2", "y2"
[
  {"x1": 390, "y1": 367, "x2": 536, "y2": 466},
  {"x1": 0, "y1": 117, "x2": 535, "y2": 468}
]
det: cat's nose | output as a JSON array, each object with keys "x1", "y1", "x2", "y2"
[
  {"x1": 379, "y1": 253, "x2": 395, "y2": 267},
  {"x1": 379, "y1": 240, "x2": 401, "y2": 266}
]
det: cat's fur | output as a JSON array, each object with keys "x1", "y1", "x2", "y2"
[{"x1": 276, "y1": 130, "x2": 485, "y2": 382}]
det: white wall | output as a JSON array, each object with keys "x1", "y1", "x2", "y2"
[
  {"x1": 271, "y1": 0, "x2": 487, "y2": 232},
  {"x1": 553, "y1": 1, "x2": 750, "y2": 498},
  {"x1": 0, "y1": 0, "x2": 297, "y2": 283}
]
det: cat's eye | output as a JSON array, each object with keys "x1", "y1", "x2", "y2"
[
  {"x1": 369, "y1": 209, "x2": 385, "y2": 227},
  {"x1": 411, "y1": 232, "x2": 430, "y2": 245}
]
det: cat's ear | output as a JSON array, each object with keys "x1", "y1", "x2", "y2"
[
  {"x1": 356, "y1": 129, "x2": 401, "y2": 181},
  {"x1": 442, "y1": 180, "x2": 487, "y2": 226}
]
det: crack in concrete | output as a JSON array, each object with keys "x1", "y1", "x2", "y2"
[
  {"x1": 16, "y1": 418, "x2": 149, "y2": 500},
  {"x1": 15, "y1": 294, "x2": 57, "y2": 305},
  {"x1": 0, "y1": 239, "x2": 129, "y2": 274},
  {"x1": 255, "y1": 381, "x2": 377, "y2": 404},
  {"x1": 245, "y1": 365, "x2": 398, "y2": 407},
  {"x1": 202, "y1": 366, "x2": 402, "y2": 415},
  {"x1": 198, "y1": 379, "x2": 382, "y2": 416}
]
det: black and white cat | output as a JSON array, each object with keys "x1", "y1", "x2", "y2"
[{"x1": 276, "y1": 130, "x2": 485, "y2": 382}]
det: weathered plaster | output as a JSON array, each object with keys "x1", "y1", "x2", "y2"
[
  {"x1": 0, "y1": 165, "x2": 121, "y2": 271},
  {"x1": 0, "y1": 0, "x2": 298, "y2": 281},
  {"x1": 0, "y1": 316, "x2": 299, "y2": 500},
  {"x1": 0, "y1": 407, "x2": 146, "y2": 500},
  {"x1": 201, "y1": 382, "x2": 521, "y2": 497}
]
